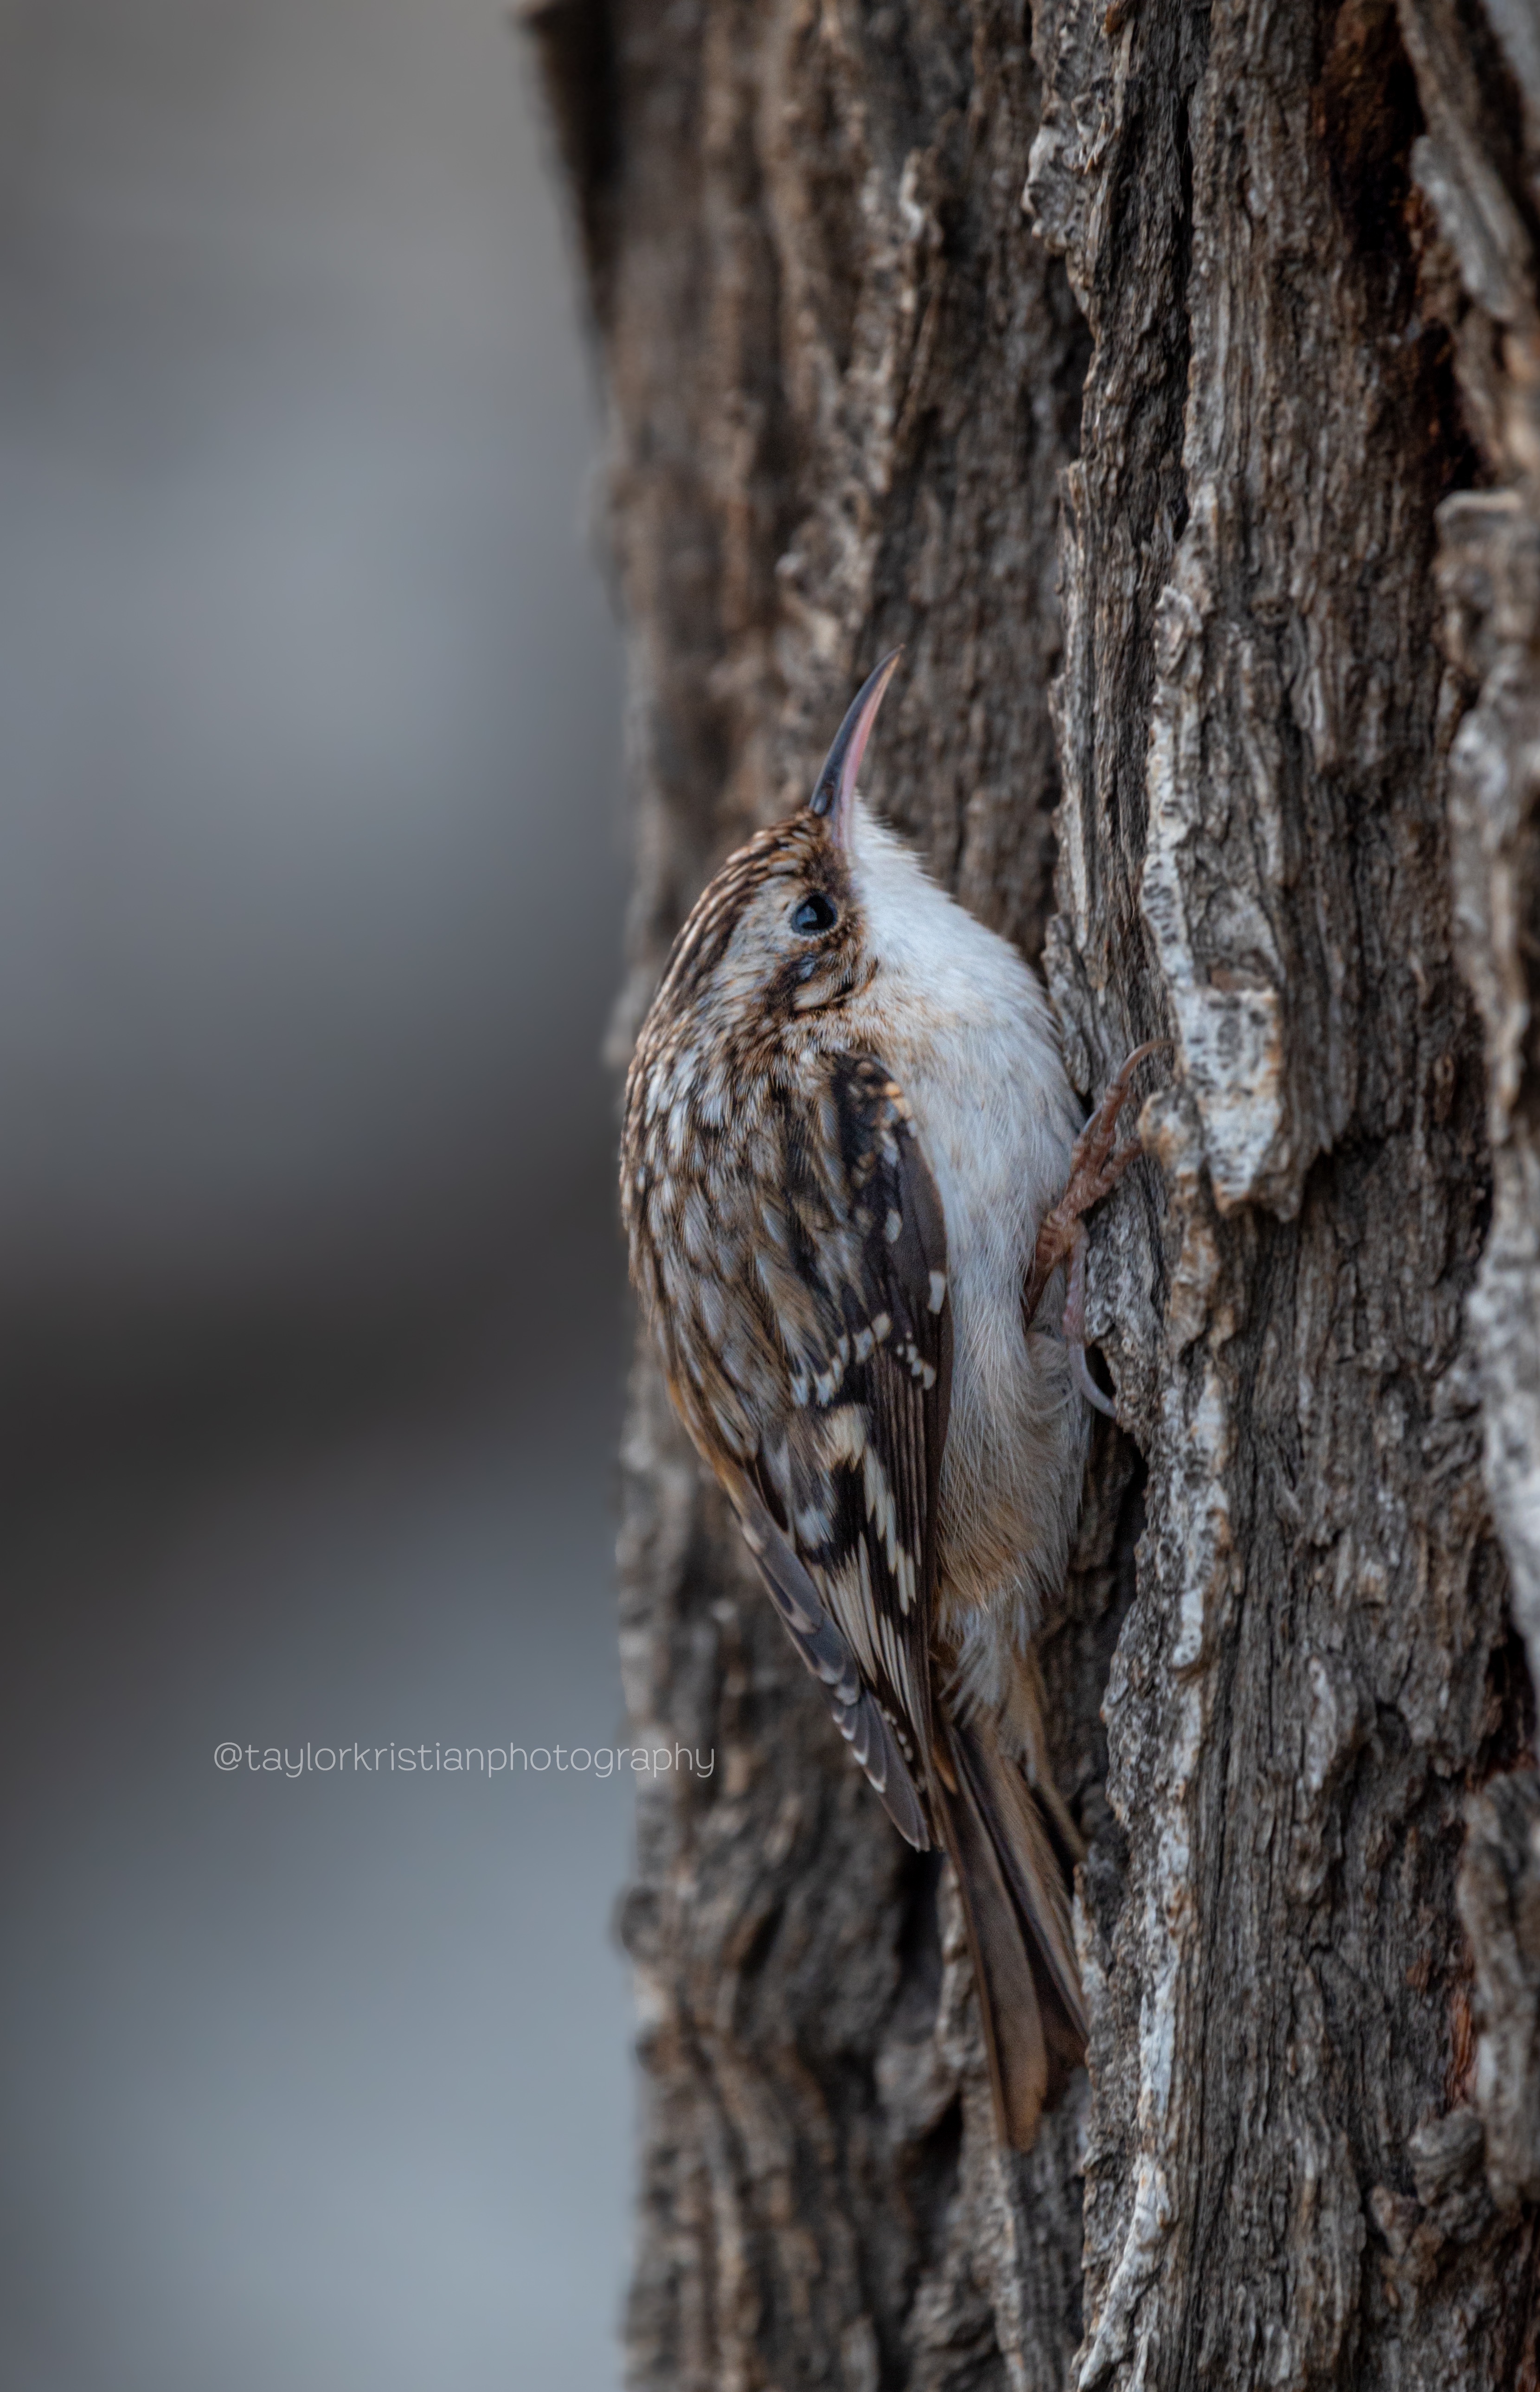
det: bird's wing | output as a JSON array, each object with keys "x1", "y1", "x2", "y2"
[{"x1": 718, "y1": 1051, "x2": 952, "y2": 1848}]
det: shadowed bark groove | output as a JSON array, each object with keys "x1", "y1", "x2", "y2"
[{"x1": 530, "y1": 0, "x2": 1540, "y2": 2380}]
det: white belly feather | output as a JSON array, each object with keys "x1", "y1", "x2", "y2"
[{"x1": 838, "y1": 807, "x2": 1091, "y2": 1713}]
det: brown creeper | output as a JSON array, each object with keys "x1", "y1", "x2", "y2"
[{"x1": 620, "y1": 653, "x2": 1158, "y2": 2149}]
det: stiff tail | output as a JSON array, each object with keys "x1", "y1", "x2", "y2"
[{"x1": 934, "y1": 1710, "x2": 1088, "y2": 2151}]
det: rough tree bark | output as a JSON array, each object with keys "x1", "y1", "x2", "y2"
[{"x1": 527, "y1": 1, "x2": 1540, "y2": 2382}]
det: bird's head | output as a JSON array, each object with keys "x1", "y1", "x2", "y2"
[{"x1": 639, "y1": 651, "x2": 902, "y2": 1067}]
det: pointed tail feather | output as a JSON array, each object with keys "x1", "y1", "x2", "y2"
[{"x1": 934, "y1": 1713, "x2": 1087, "y2": 2151}]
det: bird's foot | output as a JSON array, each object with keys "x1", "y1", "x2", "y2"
[{"x1": 1024, "y1": 1040, "x2": 1170, "y2": 1417}]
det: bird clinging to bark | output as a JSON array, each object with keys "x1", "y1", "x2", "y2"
[{"x1": 620, "y1": 652, "x2": 1160, "y2": 2149}]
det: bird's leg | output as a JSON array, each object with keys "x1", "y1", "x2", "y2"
[{"x1": 1022, "y1": 1042, "x2": 1169, "y2": 1402}]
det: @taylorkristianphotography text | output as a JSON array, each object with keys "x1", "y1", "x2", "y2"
[{"x1": 213, "y1": 1741, "x2": 715, "y2": 1780}]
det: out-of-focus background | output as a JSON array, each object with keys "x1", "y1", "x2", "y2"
[{"x1": 0, "y1": 2, "x2": 632, "y2": 2386}]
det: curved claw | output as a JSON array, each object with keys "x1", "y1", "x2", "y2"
[
  {"x1": 1069, "y1": 1337, "x2": 1118, "y2": 1420},
  {"x1": 1063, "y1": 1221, "x2": 1118, "y2": 1417}
]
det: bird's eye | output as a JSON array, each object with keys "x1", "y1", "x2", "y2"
[{"x1": 790, "y1": 892, "x2": 838, "y2": 936}]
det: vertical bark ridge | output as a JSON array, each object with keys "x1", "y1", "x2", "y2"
[
  {"x1": 1029, "y1": 0, "x2": 1538, "y2": 2379},
  {"x1": 1405, "y1": 0, "x2": 1540, "y2": 2302}
]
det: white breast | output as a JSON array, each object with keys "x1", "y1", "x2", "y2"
[{"x1": 838, "y1": 806, "x2": 1091, "y2": 1711}]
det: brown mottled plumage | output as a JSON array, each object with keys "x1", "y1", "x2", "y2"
[{"x1": 621, "y1": 654, "x2": 1156, "y2": 2149}]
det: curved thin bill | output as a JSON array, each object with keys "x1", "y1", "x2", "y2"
[{"x1": 808, "y1": 648, "x2": 903, "y2": 845}]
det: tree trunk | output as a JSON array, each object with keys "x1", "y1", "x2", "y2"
[{"x1": 527, "y1": 0, "x2": 1540, "y2": 2381}]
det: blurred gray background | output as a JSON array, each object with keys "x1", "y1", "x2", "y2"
[{"x1": 0, "y1": 1, "x2": 633, "y2": 2386}]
